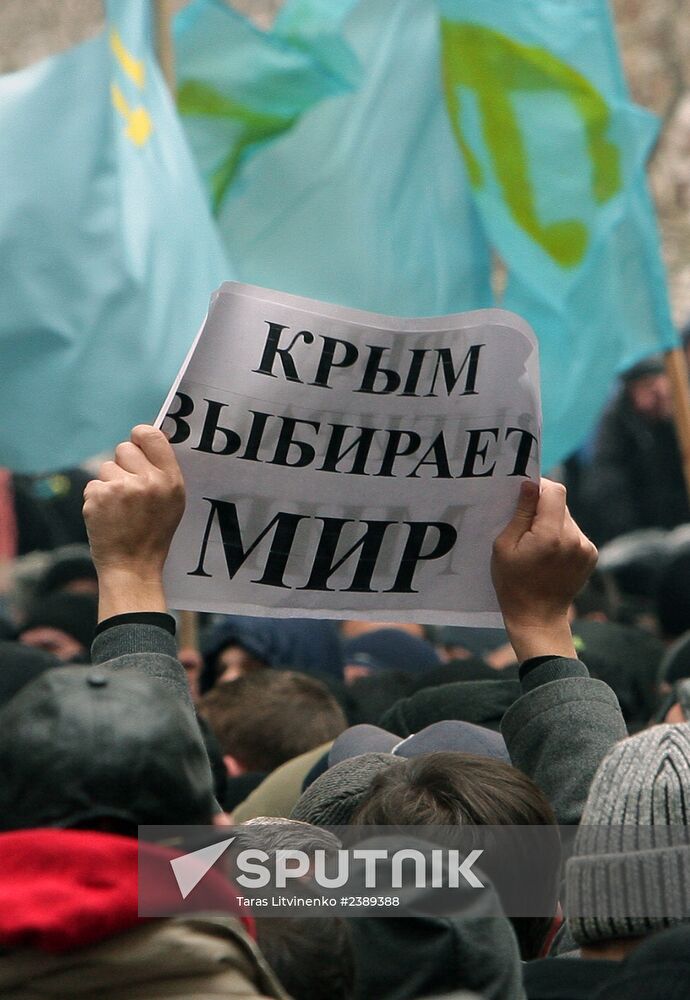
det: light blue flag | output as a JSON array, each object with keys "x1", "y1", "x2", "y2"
[
  {"x1": 174, "y1": 0, "x2": 360, "y2": 213},
  {"x1": 176, "y1": 0, "x2": 493, "y2": 317},
  {"x1": 440, "y1": 0, "x2": 677, "y2": 468},
  {"x1": 0, "y1": 0, "x2": 229, "y2": 473}
]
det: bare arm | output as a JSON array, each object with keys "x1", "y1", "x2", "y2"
[
  {"x1": 491, "y1": 478, "x2": 597, "y2": 661},
  {"x1": 83, "y1": 424, "x2": 185, "y2": 621}
]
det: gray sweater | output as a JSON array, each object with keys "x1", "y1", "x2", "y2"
[
  {"x1": 91, "y1": 622, "x2": 194, "y2": 714},
  {"x1": 501, "y1": 657, "x2": 628, "y2": 825}
]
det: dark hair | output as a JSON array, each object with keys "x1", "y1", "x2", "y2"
[
  {"x1": 350, "y1": 751, "x2": 554, "y2": 827},
  {"x1": 350, "y1": 752, "x2": 560, "y2": 960},
  {"x1": 255, "y1": 917, "x2": 354, "y2": 1000},
  {"x1": 199, "y1": 670, "x2": 347, "y2": 772}
]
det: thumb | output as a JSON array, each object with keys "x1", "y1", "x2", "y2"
[{"x1": 498, "y1": 479, "x2": 540, "y2": 546}]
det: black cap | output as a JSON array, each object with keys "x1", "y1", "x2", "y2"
[
  {"x1": 0, "y1": 666, "x2": 215, "y2": 831},
  {"x1": 37, "y1": 554, "x2": 97, "y2": 596},
  {"x1": 21, "y1": 593, "x2": 98, "y2": 651}
]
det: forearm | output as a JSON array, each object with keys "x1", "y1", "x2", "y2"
[
  {"x1": 503, "y1": 616, "x2": 576, "y2": 662},
  {"x1": 96, "y1": 567, "x2": 168, "y2": 621}
]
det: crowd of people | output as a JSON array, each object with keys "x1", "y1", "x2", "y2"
[{"x1": 1, "y1": 417, "x2": 690, "y2": 999}]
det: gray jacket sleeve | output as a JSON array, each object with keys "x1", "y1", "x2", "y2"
[
  {"x1": 501, "y1": 657, "x2": 628, "y2": 825},
  {"x1": 90, "y1": 623, "x2": 194, "y2": 715}
]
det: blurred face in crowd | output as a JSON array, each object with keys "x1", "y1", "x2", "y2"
[
  {"x1": 215, "y1": 644, "x2": 266, "y2": 684},
  {"x1": 628, "y1": 372, "x2": 673, "y2": 421},
  {"x1": 341, "y1": 620, "x2": 425, "y2": 639},
  {"x1": 60, "y1": 577, "x2": 99, "y2": 597},
  {"x1": 19, "y1": 626, "x2": 85, "y2": 662}
]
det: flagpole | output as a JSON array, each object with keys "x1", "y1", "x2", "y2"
[
  {"x1": 154, "y1": 0, "x2": 200, "y2": 654},
  {"x1": 664, "y1": 347, "x2": 690, "y2": 502}
]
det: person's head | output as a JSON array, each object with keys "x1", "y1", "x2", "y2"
[
  {"x1": 291, "y1": 753, "x2": 401, "y2": 826},
  {"x1": 567, "y1": 724, "x2": 690, "y2": 954},
  {"x1": 201, "y1": 624, "x2": 271, "y2": 693},
  {"x1": 37, "y1": 552, "x2": 98, "y2": 598},
  {"x1": 211, "y1": 642, "x2": 269, "y2": 686},
  {"x1": 571, "y1": 620, "x2": 664, "y2": 731},
  {"x1": 255, "y1": 916, "x2": 355, "y2": 1000},
  {"x1": 350, "y1": 752, "x2": 559, "y2": 959},
  {"x1": 199, "y1": 617, "x2": 344, "y2": 692},
  {"x1": 328, "y1": 721, "x2": 510, "y2": 768},
  {"x1": 657, "y1": 550, "x2": 690, "y2": 640},
  {"x1": 658, "y1": 632, "x2": 690, "y2": 697},
  {"x1": 199, "y1": 670, "x2": 347, "y2": 775},
  {"x1": 344, "y1": 669, "x2": 417, "y2": 725},
  {"x1": 342, "y1": 628, "x2": 440, "y2": 684},
  {"x1": 426, "y1": 624, "x2": 509, "y2": 663},
  {"x1": 571, "y1": 570, "x2": 612, "y2": 621},
  {"x1": 0, "y1": 666, "x2": 216, "y2": 833},
  {"x1": 592, "y1": 924, "x2": 690, "y2": 999},
  {"x1": 340, "y1": 620, "x2": 425, "y2": 640},
  {"x1": 238, "y1": 816, "x2": 341, "y2": 854},
  {"x1": 350, "y1": 751, "x2": 553, "y2": 826},
  {"x1": 622, "y1": 359, "x2": 672, "y2": 421},
  {"x1": 19, "y1": 592, "x2": 97, "y2": 662},
  {"x1": 347, "y1": 836, "x2": 523, "y2": 1000}
]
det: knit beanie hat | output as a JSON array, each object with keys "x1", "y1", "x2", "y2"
[
  {"x1": 290, "y1": 753, "x2": 400, "y2": 826},
  {"x1": 566, "y1": 724, "x2": 690, "y2": 945}
]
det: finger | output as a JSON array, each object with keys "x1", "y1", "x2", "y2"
[
  {"x1": 495, "y1": 478, "x2": 540, "y2": 547},
  {"x1": 83, "y1": 479, "x2": 99, "y2": 500},
  {"x1": 564, "y1": 507, "x2": 597, "y2": 560},
  {"x1": 131, "y1": 425, "x2": 181, "y2": 477},
  {"x1": 115, "y1": 440, "x2": 150, "y2": 475},
  {"x1": 532, "y1": 479, "x2": 567, "y2": 536},
  {"x1": 97, "y1": 460, "x2": 130, "y2": 483}
]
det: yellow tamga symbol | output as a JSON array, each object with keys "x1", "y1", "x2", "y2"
[{"x1": 110, "y1": 29, "x2": 153, "y2": 147}]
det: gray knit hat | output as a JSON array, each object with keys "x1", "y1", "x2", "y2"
[
  {"x1": 290, "y1": 752, "x2": 400, "y2": 826},
  {"x1": 566, "y1": 724, "x2": 690, "y2": 945}
]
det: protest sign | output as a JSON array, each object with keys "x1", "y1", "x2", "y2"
[{"x1": 158, "y1": 283, "x2": 540, "y2": 626}]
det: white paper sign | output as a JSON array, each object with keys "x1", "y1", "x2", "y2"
[{"x1": 157, "y1": 283, "x2": 541, "y2": 626}]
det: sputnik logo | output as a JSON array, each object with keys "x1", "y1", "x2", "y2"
[{"x1": 169, "y1": 837, "x2": 236, "y2": 899}]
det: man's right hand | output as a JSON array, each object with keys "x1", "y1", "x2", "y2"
[
  {"x1": 491, "y1": 478, "x2": 598, "y2": 661},
  {"x1": 83, "y1": 425, "x2": 185, "y2": 619}
]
